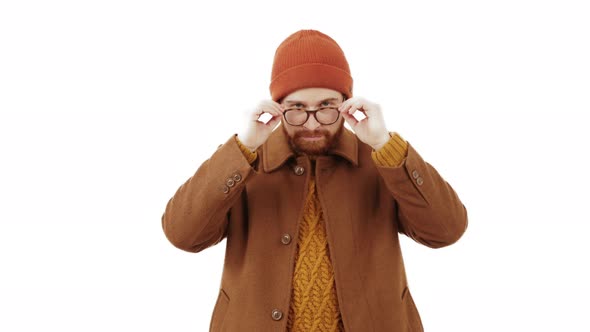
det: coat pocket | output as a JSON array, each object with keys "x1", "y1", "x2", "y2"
[
  {"x1": 401, "y1": 286, "x2": 424, "y2": 332},
  {"x1": 209, "y1": 288, "x2": 230, "y2": 332}
]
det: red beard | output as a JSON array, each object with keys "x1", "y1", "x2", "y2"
[{"x1": 283, "y1": 124, "x2": 343, "y2": 156}]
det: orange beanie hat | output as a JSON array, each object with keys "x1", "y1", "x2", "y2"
[{"x1": 269, "y1": 29, "x2": 353, "y2": 102}]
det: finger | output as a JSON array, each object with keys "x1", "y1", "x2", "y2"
[
  {"x1": 271, "y1": 104, "x2": 284, "y2": 114},
  {"x1": 350, "y1": 101, "x2": 364, "y2": 114},
  {"x1": 256, "y1": 112, "x2": 274, "y2": 125},
  {"x1": 269, "y1": 100, "x2": 284, "y2": 110},
  {"x1": 343, "y1": 103, "x2": 358, "y2": 116},
  {"x1": 253, "y1": 104, "x2": 267, "y2": 118},
  {"x1": 341, "y1": 110, "x2": 358, "y2": 127},
  {"x1": 254, "y1": 110, "x2": 272, "y2": 122},
  {"x1": 338, "y1": 100, "x2": 348, "y2": 111},
  {"x1": 257, "y1": 103, "x2": 275, "y2": 116},
  {"x1": 339, "y1": 102, "x2": 352, "y2": 115},
  {"x1": 269, "y1": 108, "x2": 283, "y2": 118},
  {"x1": 338, "y1": 99, "x2": 351, "y2": 112},
  {"x1": 362, "y1": 103, "x2": 379, "y2": 117},
  {"x1": 340, "y1": 96, "x2": 357, "y2": 107},
  {"x1": 347, "y1": 99, "x2": 365, "y2": 114},
  {"x1": 268, "y1": 101, "x2": 284, "y2": 113},
  {"x1": 265, "y1": 115, "x2": 282, "y2": 129},
  {"x1": 260, "y1": 105, "x2": 281, "y2": 118},
  {"x1": 252, "y1": 111, "x2": 266, "y2": 123},
  {"x1": 271, "y1": 100, "x2": 284, "y2": 110},
  {"x1": 252, "y1": 111, "x2": 263, "y2": 121},
  {"x1": 261, "y1": 109, "x2": 278, "y2": 118}
]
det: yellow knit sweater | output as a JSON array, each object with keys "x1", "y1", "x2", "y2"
[{"x1": 235, "y1": 132, "x2": 409, "y2": 331}]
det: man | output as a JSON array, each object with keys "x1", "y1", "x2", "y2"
[{"x1": 161, "y1": 29, "x2": 468, "y2": 332}]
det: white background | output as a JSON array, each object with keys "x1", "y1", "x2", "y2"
[{"x1": 1, "y1": 0, "x2": 589, "y2": 331}]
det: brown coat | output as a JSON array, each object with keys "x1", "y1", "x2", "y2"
[{"x1": 161, "y1": 127, "x2": 468, "y2": 332}]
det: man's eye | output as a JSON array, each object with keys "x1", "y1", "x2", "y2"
[
  {"x1": 321, "y1": 101, "x2": 331, "y2": 106},
  {"x1": 294, "y1": 103, "x2": 304, "y2": 108}
]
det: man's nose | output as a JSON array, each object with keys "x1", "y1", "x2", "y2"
[{"x1": 303, "y1": 113, "x2": 321, "y2": 130}]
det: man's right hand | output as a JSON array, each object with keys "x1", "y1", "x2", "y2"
[{"x1": 236, "y1": 100, "x2": 284, "y2": 151}]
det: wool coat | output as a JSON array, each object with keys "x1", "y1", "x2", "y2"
[{"x1": 161, "y1": 126, "x2": 468, "y2": 332}]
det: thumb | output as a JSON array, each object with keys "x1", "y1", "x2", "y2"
[
  {"x1": 266, "y1": 115, "x2": 282, "y2": 130},
  {"x1": 341, "y1": 111, "x2": 357, "y2": 128}
]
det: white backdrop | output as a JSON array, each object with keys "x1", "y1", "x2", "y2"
[{"x1": 1, "y1": 0, "x2": 589, "y2": 331}]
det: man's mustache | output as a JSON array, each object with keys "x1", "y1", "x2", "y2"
[{"x1": 296, "y1": 130, "x2": 329, "y2": 138}]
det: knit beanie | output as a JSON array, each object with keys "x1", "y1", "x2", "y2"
[{"x1": 269, "y1": 29, "x2": 353, "y2": 102}]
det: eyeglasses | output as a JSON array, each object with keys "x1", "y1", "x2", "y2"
[{"x1": 282, "y1": 106, "x2": 341, "y2": 126}]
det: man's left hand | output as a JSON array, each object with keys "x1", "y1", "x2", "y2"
[{"x1": 339, "y1": 97, "x2": 390, "y2": 150}]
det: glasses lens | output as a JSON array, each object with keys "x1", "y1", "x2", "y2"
[
  {"x1": 285, "y1": 110, "x2": 308, "y2": 125},
  {"x1": 316, "y1": 107, "x2": 339, "y2": 124}
]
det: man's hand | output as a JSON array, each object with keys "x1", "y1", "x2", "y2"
[
  {"x1": 339, "y1": 97, "x2": 390, "y2": 150},
  {"x1": 236, "y1": 100, "x2": 284, "y2": 151}
]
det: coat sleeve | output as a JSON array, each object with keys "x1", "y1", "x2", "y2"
[
  {"x1": 371, "y1": 134, "x2": 468, "y2": 248},
  {"x1": 161, "y1": 134, "x2": 259, "y2": 253}
]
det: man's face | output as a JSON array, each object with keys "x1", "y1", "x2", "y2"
[{"x1": 280, "y1": 87, "x2": 345, "y2": 156}]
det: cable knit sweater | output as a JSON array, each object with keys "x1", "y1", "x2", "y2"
[{"x1": 235, "y1": 131, "x2": 409, "y2": 332}]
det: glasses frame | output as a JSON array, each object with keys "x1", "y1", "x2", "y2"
[{"x1": 281, "y1": 106, "x2": 341, "y2": 126}]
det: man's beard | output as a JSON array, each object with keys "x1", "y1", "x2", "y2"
[{"x1": 283, "y1": 123, "x2": 343, "y2": 156}]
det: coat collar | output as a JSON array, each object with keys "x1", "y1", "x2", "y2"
[{"x1": 262, "y1": 125, "x2": 359, "y2": 172}]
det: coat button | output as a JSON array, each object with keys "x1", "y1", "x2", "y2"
[
  {"x1": 221, "y1": 185, "x2": 229, "y2": 194},
  {"x1": 226, "y1": 178, "x2": 236, "y2": 187},
  {"x1": 294, "y1": 166, "x2": 305, "y2": 176},
  {"x1": 416, "y1": 177, "x2": 424, "y2": 186},
  {"x1": 271, "y1": 309, "x2": 283, "y2": 321},
  {"x1": 412, "y1": 170, "x2": 420, "y2": 179},
  {"x1": 232, "y1": 173, "x2": 242, "y2": 182},
  {"x1": 281, "y1": 234, "x2": 292, "y2": 245}
]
